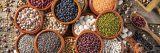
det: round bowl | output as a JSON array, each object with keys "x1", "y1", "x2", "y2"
[
  {"x1": 43, "y1": 12, "x2": 69, "y2": 36},
  {"x1": 27, "y1": 0, "x2": 54, "y2": 10},
  {"x1": 51, "y1": 0, "x2": 82, "y2": 24},
  {"x1": 15, "y1": 34, "x2": 35, "y2": 53},
  {"x1": 89, "y1": 0, "x2": 117, "y2": 15},
  {"x1": 74, "y1": 30, "x2": 103, "y2": 53},
  {"x1": 72, "y1": 13, "x2": 97, "y2": 37},
  {"x1": 34, "y1": 29, "x2": 64, "y2": 53},
  {"x1": 14, "y1": 5, "x2": 43, "y2": 34},
  {"x1": 95, "y1": 10, "x2": 123, "y2": 39}
]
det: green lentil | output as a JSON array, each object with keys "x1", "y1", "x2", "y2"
[{"x1": 97, "y1": 13, "x2": 120, "y2": 36}]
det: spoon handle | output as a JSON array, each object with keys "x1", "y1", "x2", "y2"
[{"x1": 145, "y1": 28, "x2": 160, "y2": 45}]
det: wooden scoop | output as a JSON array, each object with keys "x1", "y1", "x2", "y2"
[{"x1": 130, "y1": 12, "x2": 160, "y2": 45}]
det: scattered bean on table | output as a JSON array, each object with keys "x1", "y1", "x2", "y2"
[
  {"x1": 18, "y1": 34, "x2": 35, "y2": 53},
  {"x1": 43, "y1": 13, "x2": 67, "y2": 35},
  {"x1": 97, "y1": 13, "x2": 120, "y2": 36},
  {"x1": 29, "y1": 0, "x2": 52, "y2": 9},
  {"x1": 76, "y1": 33, "x2": 101, "y2": 53},
  {"x1": 78, "y1": 0, "x2": 85, "y2": 10},
  {"x1": 54, "y1": 0, "x2": 78, "y2": 22},
  {"x1": 103, "y1": 39, "x2": 122, "y2": 53},
  {"x1": 37, "y1": 31, "x2": 61, "y2": 53},
  {"x1": 16, "y1": 7, "x2": 41, "y2": 31},
  {"x1": 74, "y1": 15, "x2": 96, "y2": 35}
]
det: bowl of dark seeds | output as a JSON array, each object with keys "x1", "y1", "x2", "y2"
[
  {"x1": 14, "y1": 5, "x2": 43, "y2": 34},
  {"x1": 15, "y1": 34, "x2": 35, "y2": 53},
  {"x1": 27, "y1": 0, "x2": 54, "y2": 10},
  {"x1": 75, "y1": 30, "x2": 103, "y2": 53},
  {"x1": 51, "y1": 0, "x2": 81, "y2": 24},
  {"x1": 34, "y1": 29, "x2": 64, "y2": 53}
]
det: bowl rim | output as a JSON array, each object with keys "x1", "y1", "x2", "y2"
[
  {"x1": 27, "y1": 0, "x2": 54, "y2": 10},
  {"x1": 15, "y1": 33, "x2": 35, "y2": 53},
  {"x1": 34, "y1": 29, "x2": 65, "y2": 53},
  {"x1": 51, "y1": 0, "x2": 82, "y2": 24},
  {"x1": 14, "y1": 5, "x2": 43, "y2": 34},
  {"x1": 72, "y1": 13, "x2": 97, "y2": 37},
  {"x1": 89, "y1": 0, "x2": 117, "y2": 15},
  {"x1": 95, "y1": 10, "x2": 123, "y2": 40},
  {"x1": 74, "y1": 30, "x2": 103, "y2": 53}
]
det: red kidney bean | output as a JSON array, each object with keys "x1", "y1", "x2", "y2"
[
  {"x1": 29, "y1": 0, "x2": 52, "y2": 9},
  {"x1": 131, "y1": 16, "x2": 146, "y2": 27}
]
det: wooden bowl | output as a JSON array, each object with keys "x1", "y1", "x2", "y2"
[
  {"x1": 27, "y1": 0, "x2": 54, "y2": 10},
  {"x1": 72, "y1": 13, "x2": 97, "y2": 37},
  {"x1": 74, "y1": 30, "x2": 103, "y2": 53},
  {"x1": 96, "y1": 10, "x2": 123, "y2": 39},
  {"x1": 34, "y1": 29, "x2": 64, "y2": 53},
  {"x1": 14, "y1": 5, "x2": 43, "y2": 34},
  {"x1": 43, "y1": 12, "x2": 69, "y2": 36},
  {"x1": 15, "y1": 33, "x2": 35, "y2": 53},
  {"x1": 89, "y1": 0, "x2": 117, "y2": 15},
  {"x1": 51, "y1": 0, "x2": 82, "y2": 24}
]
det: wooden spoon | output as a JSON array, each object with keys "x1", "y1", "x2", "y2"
[{"x1": 130, "y1": 12, "x2": 160, "y2": 45}]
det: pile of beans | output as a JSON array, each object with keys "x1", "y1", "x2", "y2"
[
  {"x1": 29, "y1": 0, "x2": 52, "y2": 9},
  {"x1": 92, "y1": 0, "x2": 116, "y2": 14},
  {"x1": 131, "y1": 16, "x2": 146, "y2": 27},
  {"x1": 37, "y1": 32, "x2": 61, "y2": 53},
  {"x1": 18, "y1": 34, "x2": 35, "y2": 53},
  {"x1": 62, "y1": 37, "x2": 75, "y2": 53},
  {"x1": 76, "y1": 33, "x2": 101, "y2": 53},
  {"x1": 43, "y1": 13, "x2": 67, "y2": 35},
  {"x1": 16, "y1": 7, "x2": 41, "y2": 31},
  {"x1": 103, "y1": 39, "x2": 122, "y2": 53},
  {"x1": 133, "y1": 31, "x2": 153, "y2": 50},
  {"x1": 97, "y1": 13, "x2": 120, "y2": 36},
  {"x1": 55, "y1": 0, "x2": 78, "y2": 22},
  {"x1": 74, "y1": 15, "x2": 96, "y2": 35}
]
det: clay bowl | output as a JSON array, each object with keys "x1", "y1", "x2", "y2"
[
  {"x1": 95, "y1": 10, "x2": 123, "y2": 40},
  {"x1": 74, "y1": 30, "x2": 103, "y2": 53},
  {"x1": 89, "y1": 0, "x2": 117, "y2": 15},
  {"x1": 51, "y1": 0, "x2": 82, "y2": 24},
  {"x1": 72, "y1": 13, "x2": 97, "y2": 37},
  {"x1": 43, "y1": 12, "x2": 69, "y2": 36},
  {"x1": 15, "y1": 33, "x2": 35, "y2": 53},
  {"x1": 27, "y1": 0, "x2": 54, "y2": 10},
  {"x1": 34, "y1": 29, "x2": 64, "y2": 53},
  {"x1": 14, "y1": 5, "x2": 43, "y2": 34}
]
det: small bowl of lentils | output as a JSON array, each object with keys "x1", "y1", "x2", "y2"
[
  {"x1": 51, "y1": 0, "x2": 82, "y2": 24},
  {"x1": 96, "y1": 10, "x2": 123, "y2": 39},
  {"x1": 34, "y1": 29, "x2": 64, "y2": 53},
  {"x1": 14, "y1": 5, "x2": 43, "y2": 34},
  {"x1": 62, "y1": 37, "x2": 75, "y2": 53},
  {"x1": 15, "y1": 34, "x2": 35, "y2": 53},
  {"x1": 72, "y1": 13, "x2": 97, "y2": 37},
  {"x1": 27, "y1": 0, "x2": 54, "y2": 10},
  {"x1": 75, "y1": 30, "x2": 103, "y2": 53},
  {"x1": 43, "y1": 12, "x2": 68, "y2": 35}
]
